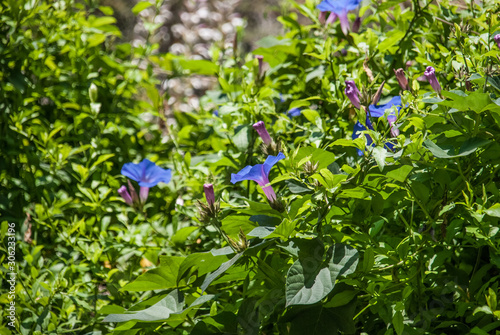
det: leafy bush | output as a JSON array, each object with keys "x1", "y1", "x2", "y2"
[{"x1": 2, "y1": 0, "x2": 500, "y2": 334}]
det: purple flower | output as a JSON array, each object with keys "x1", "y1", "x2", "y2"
[
  {"x1": 424, "y1": 66, "x2": 442, "y2": 93},
  {"x1": 253, "y1": 121, "x2": 273, "y2": 145},
  {"x1": 287, "y1": 108, "x2": 302, "y2": 118},
  {"x1": 352, "y1": 96, "x2": 402, "y2": 155},
  {"x1": 494, "y1": 34, "x2": 500, "y2": 49},
  {"x1": 231, "y1": 153, "x2": 285, "y2": 202},
  {"x1": 213, "y1": 109, "x2": 219, "y2": 117},
  {"x1": 345, "y1": 80, "x2": 361, "y2": 109},
  {"x1": 204, "y1": 184, "x2": 215, "y2": 207},
  {"x1": 121, "y1": 159, "x2": 171, "y2": 203},
  {"x1": 317, "y1": 0, "x2": 361, "y2": 35},
  {"x1": 118, "y1": 185, "x2": 133, "y2": 205}
]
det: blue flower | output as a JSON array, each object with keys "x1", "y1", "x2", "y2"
[
  {"x1": 317, "y1": 0, "x2": 362, "y2": 35},
  {"x1": 231, "y1": 153, "x2": 285, "y2": 186},
  {"x1": 121, "y1": 159, "x2": 172, "y2": 187},
  {"x1": 352, "y1": 96, "x2": 402, "y2": 156},
  {"x1": 287, "y1": 108, "x2": 302, "y2": 118},
  {"x1": 368, "y1": 96, "x2": 402, "y2": 118}
]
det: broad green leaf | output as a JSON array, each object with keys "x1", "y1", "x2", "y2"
[
  {"x1": 372, "y1": 146, "x2": 387, "y2": 171},
  {"x1": 103, "y1": 290, "x2": 184, "y2": 322},
  {"x1": 485, "y1": 204, "x2": 500, "y2": 218},
  {"x1": 122, "y1": 256, "x2": 184, "y2": 291},
  {"x1": 378, "y1": 30, "x2": 405, "y2": 51},
  {"x1": 440, "y1": 91, "x2": 491, "y2": 113},
  {"x1": 201, "y1": 253, "x2": 243, "y2": 292},
  {"x1": 285, "y1": 244, "x2": 359, "y2": 306},
  {"x1": 386, "y1": 165, "x2": 413, "y2": 182}
]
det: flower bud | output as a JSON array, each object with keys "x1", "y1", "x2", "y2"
[
  {"x1": 494, "y1": 34, "x2": 500, "y2": 50},
  {"x1": 424, "y1": 66, "x2": 442, "y2": 94},
  {"x1": 319, "y1": 11, "x2": 327, "y2": 24},
  {"x1": 204, "y1": 184, "x2": 215, "y2": 207},
  {"x1": 253, "y1": 121, "x2": 273, "y2": 145},
  {"x1": 89, "y1": 83, "x2": 98, "y2": 103},
  {"x1": 118, "y1": 185, "x2": 133, "y2": 206},
  {"x1": 352, "y1": 17, "x2": 361, "y2": 33},
  {"x1": 255, "y1": 55, "x2": 264, "y2": 77},
  {"x1": 345, "y1": 80, "x2": 361, "y2": 109},
  {"x1": 394, "y1": 68, "x2": 409, "y2": 91}
]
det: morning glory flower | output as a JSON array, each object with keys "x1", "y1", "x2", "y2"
[
  {"x1": 121, "y1": 159, "x2": 172, "y2": 203},
  {"x1": 231, "y1": 152, "x2": 285, "y2": 202},
  {"x1": 287, "y1": 108, "x2": 302, "y2": 118},
  {"x1": 345, "y1": 80, "x2": 361, "y2": 109},
  {"x1": 424, "y1": 66, "x2": 442, "y2": 94},
  {"x1": 494, "y1": 34, "x2": 500, "y2": 49},
  {"x1": 352, "y1": 96, "x2": 402, "y2": 155},
  {"x1": 317, "y1": 0, "x2": 362, "y2": 35}
]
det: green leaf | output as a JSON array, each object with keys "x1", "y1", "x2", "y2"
[
  {"x1": 286, "y1": 179, "x2": 313, "y2": 194},
  {"x1": 122, "y1": 256, "x2": 184, "y2": 291},
  {"x1": 132, "y1": 2, "x2": 153, "y2": 15},
  {"x1": 386, "y1": 165, "x2": 413, "y2": 182},
  {"x1": 201, "y1": 253, "x2": 243, "y2": 292},
  {"x1": 103, "y1": 290, "x2": 184, "y2": 322},
  {"x1": 372, "y1": 146, "x2": 387, "y2": 171},
  {"x1": 233, "y1": 126, "x2": 250, "y2": 151},
  {"x1": 378, "y1": 30, "x2": 405, "y2": 51},
  {"x1": 485, "y1": 204, "x2": 500, "y2": 218},
  {"x1": 440, "y1": 91, "x2": 491, "y2": 113},
  {"x1": 423, "y1": 138, "x2": 489, "y2": 158},
  {"x1": 285, "y1": 244, "x2": 359, "y2": 307},
  {"x1": 294, "y1": 147, "x2": 336, "y2": 170}
]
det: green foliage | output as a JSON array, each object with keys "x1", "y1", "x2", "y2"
[{"x1": 2, "y1": 0, "x2": 500, "y2": 334}]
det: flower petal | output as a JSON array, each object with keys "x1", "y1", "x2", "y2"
[
  {"x1": 368, "y1": 96, "x2": 402, "y2": 118},
  {"x1": 263, "y1": 152, "x2": 286, "y2": 178},
  {"x1": 231, "y1": 164, "x2": 267, "y2": 186}
]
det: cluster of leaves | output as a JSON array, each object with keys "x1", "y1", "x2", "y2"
[{"x1": 2, "y1": 0, "x2": 500, "y2": 334}]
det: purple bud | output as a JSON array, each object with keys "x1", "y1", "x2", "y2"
[
  {"x1": 345, "y1": 80, "x2": 361, "y2": 109},
  {"x1": 326, "y1": 12, "x2": 337, "y2": 25},
  {"x1": 494, "y1": 34, "x2": 500, "y2": 49},
  {"x1": 204, "y1": 184, "x2": 215, "y2": 206},
  {"x1": 253, "y1": 121, "x2": 273, "y2": 145},
  {"x1": 319, "y1": 11, "x2": 327, "y2": 24},
  {"x1": 127, "y1": 180, "x2": 139, "y2": 204},
  {"x1": 424, "y1": 66, "x2": 442, "y2": 93},
  {"x1": 140, "y1": 186, "x2": 149, "y2": 204},
  {"x1": 255, "y1": 55, "x2": 264, "y2": 77},
  {"x1": 262, "y1": 185, "x2": 277, "y2": 202},
  {"x1": 387, "y1": 115, "x2": 400, "y2": 137},
  {"x1": 118, "y1": 186, "x2": 133, "y2": 205},
  {"x1": 394, "y1": 68, "x2": 409, "y2": 91},
  {"x1": 352, "y1": 17, "x2": 361, "y2": 33}
]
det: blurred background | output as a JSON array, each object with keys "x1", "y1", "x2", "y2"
[{"x1": 101, "y1": 0, "x2": 287, "y2": 114}]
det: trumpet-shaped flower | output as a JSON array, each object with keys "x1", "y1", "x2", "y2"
[
  {"x1": 231, "y1": 153, "x2": 285, "y2": 202},
  {"x1": 352, "y1": 96, "x2": 402, "y2": 155},
  {"x1": 317, "y1": 0, "x2": 362, "y2": 35},
  {"x1": 121, "y1": 159, "x2": 172, "y2": 203},
  {"x1": 121, "y1": 159, "x2": 172, "y2": 187}
]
